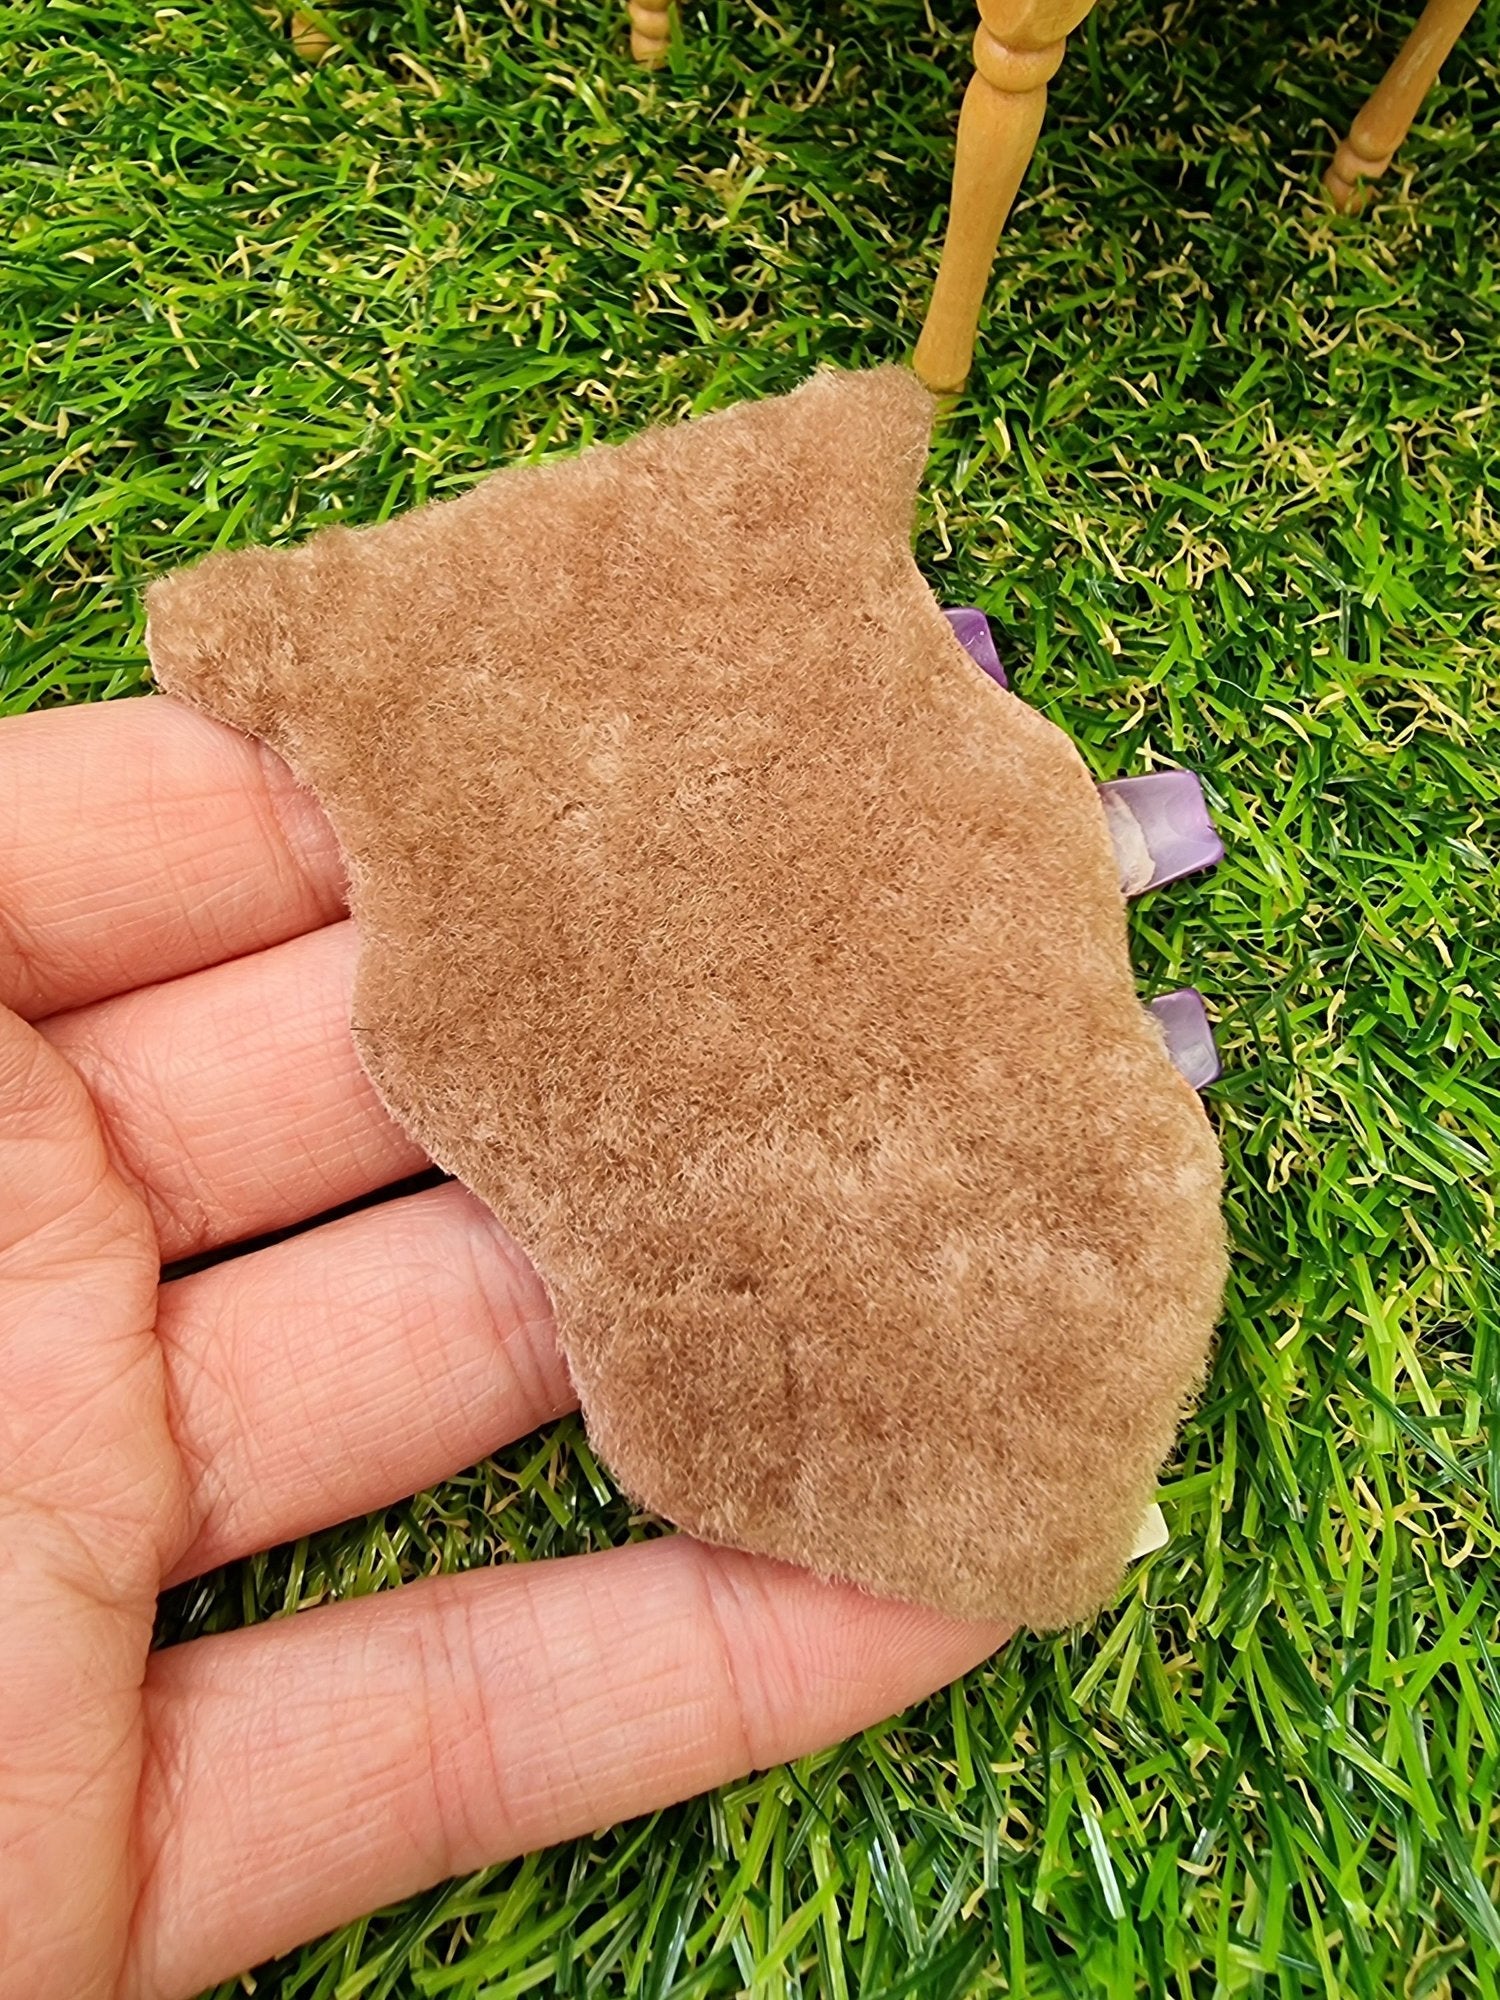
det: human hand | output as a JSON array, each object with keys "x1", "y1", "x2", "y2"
[{"x1": 0, "y1": 695, "x2": 1007, "y2": 2000}]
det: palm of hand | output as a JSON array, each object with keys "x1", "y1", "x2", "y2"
[{"x1": 1, "y1": 696, "x2": 1003, "y2": 2000}]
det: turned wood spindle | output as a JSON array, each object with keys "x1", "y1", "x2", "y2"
[
  {"x1": 290, "y1": 9, "x2": 335, "y2": 60},
  {"x1": 914, "y1": 0, "x2": 1099, "y2": 394},
  {"x1": 1324, "y1": 0, "x2": 1480, "y2": 212},
  {"x1": 628, "y1": 0, "x2": 673, "y2": 65}
]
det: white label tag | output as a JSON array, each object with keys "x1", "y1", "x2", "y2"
[{"x1": 1129, "y1": 1502, "x2": 1169, "y2": 1559}]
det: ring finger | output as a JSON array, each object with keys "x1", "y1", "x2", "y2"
[{"x1": 41, "y1": 919, "x2": 424, "y2": 1263}]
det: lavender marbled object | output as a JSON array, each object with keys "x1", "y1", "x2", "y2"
[
  {"x1": 943, "y1": 606, "x2": 1008, "y2": 688},
  {"x1": 1148, "y1": 988, "x2": 1221, "y2": 1091},
  {"x1": 1098, "y1": 771, "x2": 1224, "y2": 896},
  {"x1": 942, "y1": 618, "x2": 1219, "y2": 900},
  {"x1": 943, "y1": 615, "x2": 1225, "y2": 1087}
]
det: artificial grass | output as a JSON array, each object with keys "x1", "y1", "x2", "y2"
[{"x1": 3, "y1": 0, "x2": 1498, "y2": 1992}]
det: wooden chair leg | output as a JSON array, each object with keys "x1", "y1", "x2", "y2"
[
  {"x1": 1324, "y1": 0, "x2": 1480, "y2": 212},
  {"x1": 290, "y1": 10, "x2": 335, "y2": 60},
  {"x1": 627, "y1": 0, "x2": 672, "y2": 64},
  {"x1": 913, "y1": 0, "x2": 1099, "y2": 395}
]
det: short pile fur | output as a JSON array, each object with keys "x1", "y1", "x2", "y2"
[{"x1": 147, "y1": 365, "x2": 1226, "y2": 1628}]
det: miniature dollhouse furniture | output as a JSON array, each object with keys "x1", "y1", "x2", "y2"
[
  {"x1": 626, "y1": 0, "x2": 1483, "y2": 392},
  {"x1": 291, "y1": 0, "x2": 1483, "y2": 393}
]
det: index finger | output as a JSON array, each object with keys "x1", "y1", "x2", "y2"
[
  {"x1": 0, "y1": 696, "x2": 345, "y2": 1020},
  {"x1": 132, "y1": 1539, "x2": 1009, "y2": 2000}
]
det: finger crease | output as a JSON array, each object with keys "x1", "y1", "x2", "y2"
[
  {"x1": 691, "y1": 1550, "x2": 761, "y2": 1777},
  {"x1": 251, "y1": 741, "x2": 344, "y2": 932},
  {"x1": 0, "y1": 888, "x2": 48, "y2": 1018}
]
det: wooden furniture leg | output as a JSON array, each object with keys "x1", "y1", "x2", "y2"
[
  {"x1": 290, "y1": 11, "x2": 335, "y2": 60},
  {"x1": 627, "y1": 0, "x2": 673, "y2": 64},
  {"x1": 913, "y1": 0, "x2": 1099, "y2": 395},
  {"x1": 1324, "y1": 0, "x2": 1480, "y2": 212}
]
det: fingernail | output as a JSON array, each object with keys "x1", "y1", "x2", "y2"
[
  {"x1": 1148, "y1": 988, "x2": 1221, "y2": 1090},
  {"x1": 943, "y1": 607, "x2": 1007, "y2": 688},
  {"x1": 1099, "y1": 771, "x2": 1223, "y2": 896}
]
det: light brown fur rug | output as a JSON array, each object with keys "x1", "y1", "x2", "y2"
[{"x1": 148, "y1": 365, "x2": 1226, "y2": 1628}]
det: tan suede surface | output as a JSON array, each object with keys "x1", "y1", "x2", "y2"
[{"x1": 147, "y1": 365, "x2": 1226, "y2": 1628}]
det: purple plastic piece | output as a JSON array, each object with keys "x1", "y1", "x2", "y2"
[
  {"x1": 1098, "y1": 771, "x2": 1224, "y2": 897},
  {"x1": 943, "y1": 606, "x2": 1008, "y2": 688},
  {"x1": 1149, "y1": 989, "x2": 1221, "y2": 1091}
]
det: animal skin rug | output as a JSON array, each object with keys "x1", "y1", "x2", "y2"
[{"x1": 147, "y1": 365, "x2": 1227, "y2": 1630}]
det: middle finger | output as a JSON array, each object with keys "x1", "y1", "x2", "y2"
[{"x1": 156, "y1": 1177, "x2": 573, "y2": 1586}]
